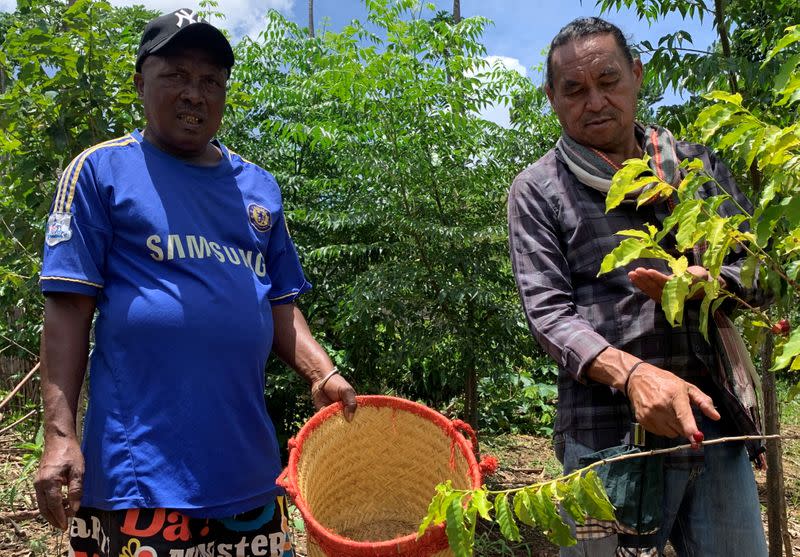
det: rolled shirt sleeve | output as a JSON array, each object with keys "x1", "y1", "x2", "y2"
[{"x1": 507, "y1": 172, "x2": 610, "y2": 383}]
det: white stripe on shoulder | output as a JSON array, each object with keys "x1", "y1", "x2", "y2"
[{"x1": 56, "y1": 135, "x2": 137, "y2": 213}]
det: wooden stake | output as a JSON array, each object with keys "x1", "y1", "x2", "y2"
[{"x1": 0, "y1": 362, "x2": 40, "y2": 414}]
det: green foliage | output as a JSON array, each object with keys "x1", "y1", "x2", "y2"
[
  {"x1": 477, "y1": 359, "x2": 558, "y2": 435},
  {"x1": 1, "y1": 423, "x2": 43, "y2": 508},
  {"x1": 0, "y1": 0, "x2": 156, "y2": 355},
  {"x1": 0, "y1": 1, "x2": 558, "y2": 431},
  {"x1": 597, "y1": 0, "x2": 800, "y2": 135},
  {"x1": 420, "y1": 464, "x2": 616, "y2": 556},
  {"x1": 223, "y1": 2, "x2": 556, "y2": 415},
  {"x1": 600, "y1": 25, "x2": 800, "y2": 370}
]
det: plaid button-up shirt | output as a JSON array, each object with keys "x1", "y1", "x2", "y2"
[{"x1": 508, "y1": 142, "x2": 760, "y2": 453}]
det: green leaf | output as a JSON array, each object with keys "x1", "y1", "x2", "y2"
[
  {"x1": 772, "y1": 328, "x2": 800, "y2": 371},
  {"x1": 774, "y1": 53, "x2": 800, "y2": 92},
  {"x1": 786, "y1": 381, "x2": 800, "y2": 402},
  {"x1": 575, "y1": 471, "x2": 616, "y2": 521},
  {"x1": 636, "y1": 182, "x2": 673, "y2": 207},
  {"x1": 528, "y1": 485, "x2": 556, "y2": 528},
  {"x1": 704, "y1": 91, "x2": 744, "y2": 106},
  {"x1": 598, "y1": 239, "x2": 644, "y2": 275},
  {"x1": 606, "y1": 174, "x2": 670, "y2": 212},
  {"x1": 607, "y1": 171, "x2": 659, "y2": 212},
  {"x1": 616, "y1": 228, "x2": 655, "y2": 240},
  {"x1": 528, "y1": 484, "x2": 577, "y2": 546},
  {"x1": 764, "y1": 25, "x2": 800, "y2": 64},
  {"x1": 494, "y1": 492, "x2": 521, "y2": 541},
  {"x1": 548, "y1": 513, "x2": 577, "y2": 547},
  {"x1": 418, "y1": 486, "x2": 446, "y2": 537},
  {"x1": 695, "y1": 102, "x2": 741, "y2": 142},
  {"x1": 702, "y1": 216, "x2": 731, "y2": 276},
  {"x1": 557, "y1": 481, "x2": 585, "y2": 525},
  {"x1": 658, "y1": 199, "x2": 700, "y2": 242},
  {"x1": 445, "y1": 494, "x2": 471, "y2": 557},
  {"x1": 598, "y1": 238, "x2": 669, "y2": 275},
  {"x1": 661, "y1": 274, "x2": 691, "y2": 326},
  {"x1": 513, "y1": 490, "x2": 536, "y2": 526},
  {"x1": 674, "y1": 203, "x2": 703, "y2": 250},
  {"x1": 715, "y1": 121, "x2": 761, "y2": 152},
  {"x1": 670, "y1": 255, "x2": 689, "y2": 276},
  {"x1": 471, "y1": 489, "x2": 492, "y2": 521},
  {"x1": 677, "y1": 170, "x2": 709, "y2": 200}
]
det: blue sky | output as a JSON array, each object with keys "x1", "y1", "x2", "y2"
[
  {"x1": 0, "y1": 1, "x2": 718, "y2": 78},
  {"x1": 0, "y1": 0, "x2": 719, "y2": 123},
  {"x1": 292, "y1": 1, "x2": 717, "y2": 90}
]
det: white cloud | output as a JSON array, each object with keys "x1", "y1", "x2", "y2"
[
  {"x1": 476, "y1": 55, "x2": 527, "y2": 128},
  {"x1": 0, "y1": 1, "x2": 294, "y2": 39},
  {"x1": 106, "y1": 1, "x2": 295, "y2": 42},
  {"x1": 484, "y1": 55, "x2": 526, "y2": 78}
]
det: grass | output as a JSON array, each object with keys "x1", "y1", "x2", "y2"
[{"x1": 778, "y1": 375, "x2": 800, "y2": 426}]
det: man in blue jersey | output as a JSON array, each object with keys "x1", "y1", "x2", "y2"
[{"x1": 34, "y1": 9, "x2": 355, "y2": 556}]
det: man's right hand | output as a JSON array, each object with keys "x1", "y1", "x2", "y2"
[
  {"x1": 34, "y1": 436, "x2": 84, "y2": 530},
  {"x1": 587, "y1": 347, "x2": 720, "y2": 443},
  {"x1": 626, "y1": 361, "x2": 720, "y2": 440}
]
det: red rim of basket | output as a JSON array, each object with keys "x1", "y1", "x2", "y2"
[{"x1": 278, "y1": 395, "x2": 483, "y2": 556}]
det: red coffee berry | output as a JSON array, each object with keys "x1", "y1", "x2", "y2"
[
  {"x1": 771, "y1": 319, "x2": 791, "y2": 335},
  {"x1": 692, "y1": 431, "x2": 704, "y2": 444}
]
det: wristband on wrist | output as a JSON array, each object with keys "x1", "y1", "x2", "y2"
[
  {"x1": 312, "y1": 367, "x2": 339, "y2": 396},
  {"x1": 624, "y1": 360, "x2": 646, "y2": 398}
]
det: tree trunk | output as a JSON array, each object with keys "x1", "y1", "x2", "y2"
[
  {"x1": 762, "y1": 336, "x2": 792, "y2": 557},
  {"x1": 307, "y1": 0, "x2": 314, "y2": 38},
  {"x1": 463, "y1": 302, "x2": 478, "y2": 433},
  {"x1": 464, "y1": 365, "x2": 477, "y2": 430},
  {"x1": 713, "y1": 0, "x2": 739, "y2": 93},
  {"x1": 452, "y1": 0, "x2": 461, "y2": 24}
]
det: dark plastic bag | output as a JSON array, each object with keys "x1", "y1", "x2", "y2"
[{"x1": 578, "y1": 445, "x2": 663, "y2": 534}]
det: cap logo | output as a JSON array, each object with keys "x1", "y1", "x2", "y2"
[{"x1": 174, "y1": 8, "x2": 199, "y2": 28}]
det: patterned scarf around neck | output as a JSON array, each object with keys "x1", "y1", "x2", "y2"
[{"x1": 555, "y1": 123, "x2": 682, "y2": 201}]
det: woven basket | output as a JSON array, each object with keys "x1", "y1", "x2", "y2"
[{"x1": 277, "y1": 395, "x2": 487, "y2": 557}]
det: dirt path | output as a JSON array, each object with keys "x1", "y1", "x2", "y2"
[{"x1": 3, "y1": 429, "x2": 800, "y2": 556}]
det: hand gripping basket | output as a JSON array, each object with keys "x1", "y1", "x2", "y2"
[{"x1": 277, "y1": 395, "x2": 491, "y2": 557}]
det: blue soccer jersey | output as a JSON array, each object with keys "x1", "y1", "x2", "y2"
[{"x1": 41, "y1": 130, "x2": 311, "y2": 517}]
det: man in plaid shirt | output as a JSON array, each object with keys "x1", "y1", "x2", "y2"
[{"x1": 508, "y1": 17, "x2": 767, "y2": 557}]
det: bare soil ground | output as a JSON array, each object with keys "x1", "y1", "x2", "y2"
[{"x1": 3, "y1": 428, "x2": 800, "y2": 556}]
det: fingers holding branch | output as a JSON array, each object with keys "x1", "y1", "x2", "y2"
[{"x1": 626, "y1": 362, "x2": 718, "y2": 444}]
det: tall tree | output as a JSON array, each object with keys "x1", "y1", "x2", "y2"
[
  {"x1": 308, "y1": 0, "x2": 314, "y2": 37},
  {"x1": 453, "y1": 0, "x2": 461, "y2": 23},
  {"x1": 226, "y1": 1, "x2": 555, "y2": 429},
  {"x1": 0, "y1": 0, "x2": 156, "y2": 356}
]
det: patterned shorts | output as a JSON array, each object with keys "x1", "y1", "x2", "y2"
[{"x1": 68, "y1": 496, "x2": 295, "y2": 557}]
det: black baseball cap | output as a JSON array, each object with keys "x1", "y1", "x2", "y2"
[{"x1": 136, "y1": 8, "x2": 234, "y2": 72}]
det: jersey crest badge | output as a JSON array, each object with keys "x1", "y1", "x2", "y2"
[
  {"x1": 46, "y1": 212, "x2": 73, "y2": 246},
  {"x1": 248, "y1": 204, "x2": 272, "y2": 232}
]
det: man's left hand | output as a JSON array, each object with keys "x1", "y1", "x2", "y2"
[
  {"x1": 628, "y1": 265, "x2": 725, "y2": 303},
  {"x1": 270, "y1": 303, "x2": 358, "y2": 422},
  {"x1": 311, "y1": 374, "x2": 357, "y2": 422}
]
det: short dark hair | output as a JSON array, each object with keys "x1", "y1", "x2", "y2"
[{"x1": 545, "y1": 17, "x2": 634, "y2": 88}]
